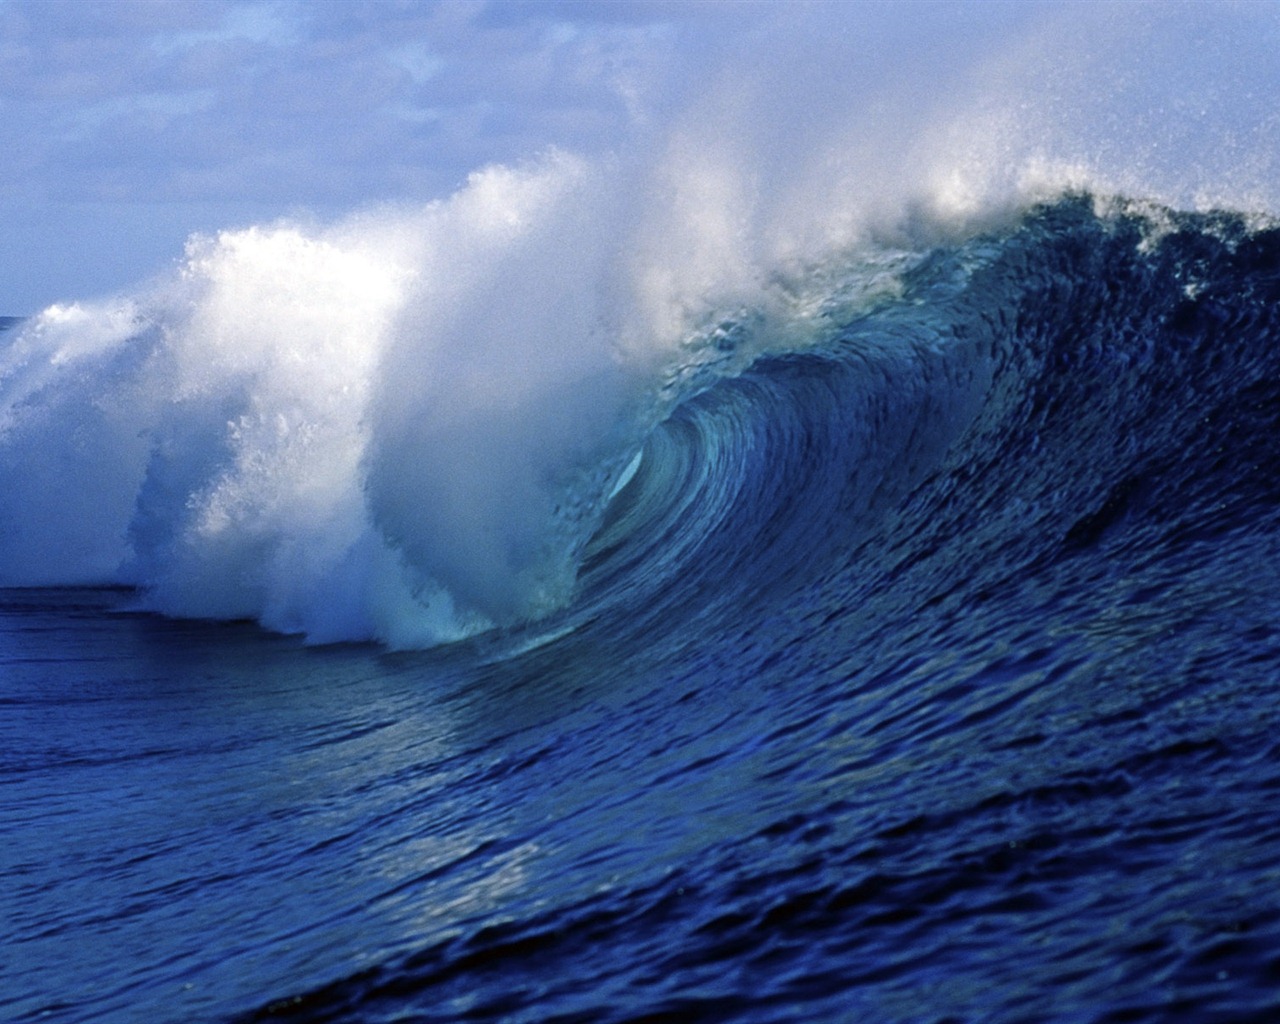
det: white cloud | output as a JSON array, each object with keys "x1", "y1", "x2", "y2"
[
  {"x1": 58, "y1": 89, "x2": 218, "y2": 141},
  {"x1": 386, "y1": 43, "x2": 445, "y2": 85},
  {"x1": 149, "y1": 1, "x2": 297, "y2": 53}
]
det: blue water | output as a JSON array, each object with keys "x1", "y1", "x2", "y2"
[{"x1": 6, "y1": 197, "x2": 1280, "y2": 1022}]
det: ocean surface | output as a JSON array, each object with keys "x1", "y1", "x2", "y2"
[{"x1": 5, "y1": 192, "x2": 1280, "y2": 1023}]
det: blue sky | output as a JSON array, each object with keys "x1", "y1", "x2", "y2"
[
  {"x1": 0, "y1": 0, "x2": 739, "y2": 311},
  {"x1": 2, "y1": 1, "x2": 1277, "y2": 314}
]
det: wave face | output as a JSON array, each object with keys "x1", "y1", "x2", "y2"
[{"x1": 7, "y1": 195, "x2": 1280, "y2": 1023}]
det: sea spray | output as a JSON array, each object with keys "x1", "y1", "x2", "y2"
[{"x1": 0, "y1": 154, "x2": 710, "y2": 644}]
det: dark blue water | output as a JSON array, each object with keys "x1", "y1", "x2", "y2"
[{"x1": 6, "y1": 197, "x2": 1280, "y2": 1022}]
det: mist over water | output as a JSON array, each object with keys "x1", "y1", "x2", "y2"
[{"x1": 0, "y1": 1, "x2": 1276, "y2": 646}]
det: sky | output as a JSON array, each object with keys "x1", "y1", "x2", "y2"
[
  {"x1": 2, "y1": 0, "x2": 1278, "y2": 314},
  {"x1": 0, "y1": 0, "x2": 740, "y2": 312}
]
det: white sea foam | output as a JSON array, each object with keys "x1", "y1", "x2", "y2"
[{"x1": 0, "y1": 2, "x2": 1275, "y2": 644}]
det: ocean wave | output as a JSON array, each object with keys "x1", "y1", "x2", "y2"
[{"x1": 2, "y1": 189, "x2": 1278, "y2": 652}]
